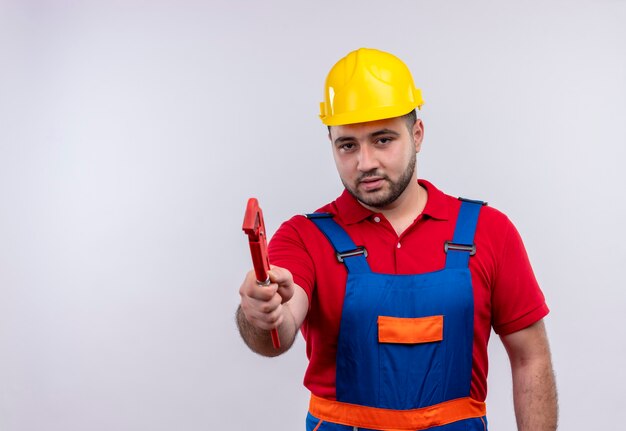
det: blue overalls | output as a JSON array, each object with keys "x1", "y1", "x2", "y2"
[{"x1": 305, "y1": 199, "x2": 488, "y2": 431}]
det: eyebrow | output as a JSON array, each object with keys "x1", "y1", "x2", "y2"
[
  {"x1": 370, "y1": 129, "x2": 400, "y2": 139},
  {"x1": 333, "y1": 128, "x2": 401, "y2": 146}
]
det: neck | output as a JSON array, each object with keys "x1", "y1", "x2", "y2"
[{"x1": 363, "y1": 179, "x2": 427, "y2": 236}]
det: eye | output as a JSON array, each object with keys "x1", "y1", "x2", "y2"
[
  {"x1": 376, "y1": 137, "x2": 393, "y2": 145},
  {"x1": 338, "y1": 142, "x2": 357, "y2": 152}
]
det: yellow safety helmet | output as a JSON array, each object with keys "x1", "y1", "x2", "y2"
[{"x1": 319, "y1": 48, "x2": 424, "y2": 126}]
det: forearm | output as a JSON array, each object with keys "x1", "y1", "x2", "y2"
[
  {"x1": 236, "y1": 303, "x2": 298, "y2": 357},
  {"x1": 511, "y1": 354, "x2": 558, "y2": 430}
]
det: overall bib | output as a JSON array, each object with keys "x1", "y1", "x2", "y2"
[{"x1": 305, "y1": 199, "x2": 488, "y2": 431}]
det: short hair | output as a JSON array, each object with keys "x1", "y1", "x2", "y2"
[{"x1": 402, "y1": 109, "x2": 417, "y2": 131}]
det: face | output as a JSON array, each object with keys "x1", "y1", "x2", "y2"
[{"x1": 329, "y1": 116, "x2": 424, "y2": 210}]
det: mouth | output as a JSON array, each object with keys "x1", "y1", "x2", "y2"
[{"x1": 359, "y1": 177, "x2": 385, "y2": 191}]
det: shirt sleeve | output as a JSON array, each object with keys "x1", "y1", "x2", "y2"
[{"x1": 491, "y1": 218, "x2": 549, "y2": 335}]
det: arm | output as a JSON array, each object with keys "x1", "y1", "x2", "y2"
[
  {"x1": 237, "y1": 266, "x2": 309, "y2": 357},
  {"x1": 500, "y1": 319, "x2": 558, "y2": 431}
]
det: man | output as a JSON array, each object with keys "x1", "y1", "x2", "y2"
[{"x1": 237, "y1": 48, "x2": 557, "y2": 430}]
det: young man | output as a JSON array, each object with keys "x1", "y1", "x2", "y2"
[{"x1": 237, "y1": 48, "x2": 557, "y2": 430}]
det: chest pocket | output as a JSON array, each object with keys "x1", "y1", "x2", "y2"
[{"x1": 378, "y1": 315, "x2": 444, "y2": 344}]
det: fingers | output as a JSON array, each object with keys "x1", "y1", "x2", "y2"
[
  {"x1": 242, "y1": 295, "x2": 285, "y2": 330},
  {"x1": 239, "y1": 269, "x2": 286, "y2": 330},
  {"x1": 268, "y1": 265, "x2": 293, "y2": 285},
  {"x1": 269, "y1": 266, "x2": 295, "y2": 303}
]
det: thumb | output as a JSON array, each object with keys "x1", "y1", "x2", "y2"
[
  {"x1": 268, "y1": 265, "x2": 293, "y2": 286},
  {"x1": 269, "y1": 266, "x2": 295, "y2": 303}
]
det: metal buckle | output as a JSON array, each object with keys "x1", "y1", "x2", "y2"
[
  {"x1": 458, "y1": 197, "x2": 488, "y2": 206},
  {"x1": 444, "y1": 241, "x2": 476, "y2": 256},
  {"x1": 304, "y1": 212, "x2": 334, "y2": 219},
  {"x1": 336, "y1": 246, "x2": 368, "y2": 263}
]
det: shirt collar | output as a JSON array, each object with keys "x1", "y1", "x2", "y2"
[{"x1": 333, "y1": 179, "x2": 450, "y2": 224}]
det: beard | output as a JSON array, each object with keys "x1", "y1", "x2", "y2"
[{"x1": 342, "y1": 152, "x2": 417, "y2": 209}]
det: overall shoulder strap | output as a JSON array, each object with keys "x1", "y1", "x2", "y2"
[
  {"x1": 305, "y1": 213, "x2": 371, "y2": 274},
  {"x1": 444, "y1": 198, "x2": 486, "y2": 269}
]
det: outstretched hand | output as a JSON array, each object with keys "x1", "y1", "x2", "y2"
[{"x1": 238, "y1": 265, "x2": 295, "y2": 331}]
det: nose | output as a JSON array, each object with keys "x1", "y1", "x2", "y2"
[{"x1": 357, "y1": 144, "x2": 379, "y2": 172}]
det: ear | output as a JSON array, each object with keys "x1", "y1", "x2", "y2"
[{"x1": 412, "y1": 119, "x2": 424, "y2": 153}]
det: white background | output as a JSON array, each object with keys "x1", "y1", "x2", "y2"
[{"x1": 1, "y1": 0, "x2": 625, "y2": 429}]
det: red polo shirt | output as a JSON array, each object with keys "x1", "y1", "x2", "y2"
[{"x1": 268, "y1": 179, "x2": 549, "y2": 402}]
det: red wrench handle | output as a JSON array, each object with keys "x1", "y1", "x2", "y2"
[
  {"x1": 242, "y1": 198, "x2": 280, "y2": 349},
  {"x1": 247, "y1": 238, "x2": 270, "y2": 284}
]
